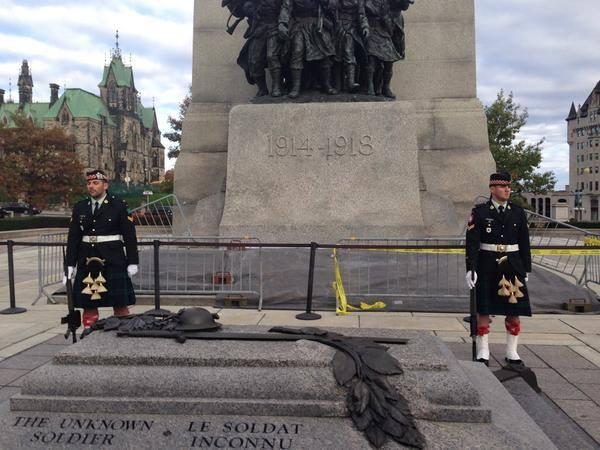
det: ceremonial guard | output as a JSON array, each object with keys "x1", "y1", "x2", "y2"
[
  {"x1": 65, "y1": 170, "x2": 139, "y2": 329},
  {"x1": 465, "y1": 172, "x2": 532, "y2": 366}
]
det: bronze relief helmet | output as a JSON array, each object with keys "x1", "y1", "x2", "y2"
[{"x1": 175, "y1": 308, "x2": 222, "y2": 332}]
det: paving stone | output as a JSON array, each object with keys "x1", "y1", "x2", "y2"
[
  {"x1": 0, "y1": 387, "x2": 20, "y2": 404},
  {"x1": 446, "y1": 342, "x2": 473, "y2": 361},
  {"x1": 528, "y1": 345, "x2": 597, "y2": 369},
  {"x1": 527, "y1": 368, "x2": 589, "y2": 400},
  {"x1": 577, "y1": 419, "x2": 600, "y2": 444},
  {"x1": 576, "y1": 335, "x2": 600, "y2": 353},
  {"x1": 0, "y1": 355, "x2": 51, "y2": 370},
  {"x1": 18, "y1": 344, "x2": 63, "y2": 357},
  {"x1": 7, "y1": 375, "x2": 24, "y2": 388},
  {"x1": 578, "y1": 384, "x2": 600, "y2": 405},
  {"x1": 570, "y1": 345, "x2": 600, "y2": 369},
  {"x1": 552, "y1": 399, "x2": 600, "y2": 422},
  {"x1": 555, "y1": 368, "x2": 600, "y2": 385},
  {"x1": 43, "y1": 334, "x2": 74, "y2": 346},
  {"x1": 560, "y1": 318, "x2": 600, "y2": 334},
  {"x1": 0, "y1": 369, "x2": 28, "y2": 386}
]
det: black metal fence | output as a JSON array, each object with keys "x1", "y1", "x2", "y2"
[{"x1": 2, "y1": 239, "x2": 599, "y2": 320}]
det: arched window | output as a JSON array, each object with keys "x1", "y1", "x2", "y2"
[
  {"x1": 61, "y1": 111, "x2": 69, "y2": 125},
  {"x1": 545, "y1": 198, "x2": 551, "y2": 217},
  {"x1": 108, "y1": 81, "x2": 117, "y2": 108},
  {"x1": 531, "y1": 198, "x2": 536, "y2": 210}
]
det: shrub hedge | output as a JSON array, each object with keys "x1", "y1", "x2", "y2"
[{"x1": 0, "y1": 216, "x2": 70, "y2": 232}]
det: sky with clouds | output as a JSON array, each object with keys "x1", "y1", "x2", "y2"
[{"x1": 0, "y1": 0, "x2": 598, "y2": 189}]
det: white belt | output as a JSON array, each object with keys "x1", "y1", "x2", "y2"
[
  {"x1": 480, "y1": 243, "x2": 519, "y2": 253},
  {"x1": 82, "y1": 235, "x2": 123, "y2": 244}
]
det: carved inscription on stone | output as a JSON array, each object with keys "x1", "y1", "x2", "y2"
[
  {"x1": 267, "y1": 134, "x2": 375, "y2": 159},
  {"x1": 8, "y1": 415, "x2": 306, "y2": 448},
  {"x1": 188, "y1": 420, "x2": 304, "y2": 449}
]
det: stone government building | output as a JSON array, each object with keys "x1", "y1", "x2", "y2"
[
  {"x1": 0, "y1": 44, "x2": 165, "y2": 184},
  {"x1": 522, "y1": 80, "x2": 600, "y2": 223}
]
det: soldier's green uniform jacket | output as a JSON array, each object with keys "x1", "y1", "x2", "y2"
[
  {"x1": 466, "y1": 200, "x2": 532, "y2": 317},
  {"x1": 66, "y1": 193, "x2": 138, "y2": 309}
]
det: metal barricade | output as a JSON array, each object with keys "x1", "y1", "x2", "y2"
[
  {"x1": 335, "y1": 238, "x2": 467, "y2": 304},
  {"x1": 35, "y1": 232, "x2": 68, "y2": 304},
  {"x1": 130, "y1": 194, "x2": 191, "y2": 237},
  {"x1": 525, "y1": 210, "x2": 600, "y2": 287},
  {"x1": 134, "y1": 236, "x2": 264, "y2": 310}
]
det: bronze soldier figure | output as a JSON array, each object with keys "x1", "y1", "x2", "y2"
[
  {"x1": 390, "y1": 0, "x2": 412, "y2": 60},
  {"x1": 333, "y1": 0, "x2": 369, "y2": 92},
  {"x1": 364, "y1": 0, "x2": 401, "y2": 98},
  {"x1": 65, "y1": 170, "x2": 139, "y2": 329},
  {"x1": 224, "y1": 0, "x2": 287, "y2": 97},
  {"x1": 245, "y1": 0, "x2": 287, "y2": 96},
  {"x1": 279, "y1": 0, "x2": 338, "y2": 98},
  {"x1": 465, "y1": 172, "x2": 532, "y2": 366}
]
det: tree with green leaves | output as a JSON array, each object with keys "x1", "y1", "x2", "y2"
[
  {"x1": 0, "y1": 111, "x2": 85, "y2": 208},
  {"x1": 485, "y1": 90, "x2": 556, "y2": 195},
  {"x1": 163, "y1": 86, "x2": 191, "y2": 159}
]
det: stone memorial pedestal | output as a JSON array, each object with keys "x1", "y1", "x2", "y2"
[
  {"x1": 219, "y1": 102, "x2": 423, "y2": 242},
  {"x1": 0, "y1": 326, "x2": 555, "y2": 449}
]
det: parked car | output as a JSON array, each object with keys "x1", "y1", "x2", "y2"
[
  {"x1": 0, "y1": 208, "x2": 9, "y2": 219},
  {"x1": 1, "y1": 203, "x2": 41, "y2": 215}
]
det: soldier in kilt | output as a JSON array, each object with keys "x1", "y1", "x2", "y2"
[
  {"x1": 64, "y1": 169, "x2": 139, "y2": 329},
  {"x1": 465, "y1": 172, "x2": 532, "y2": 366}
]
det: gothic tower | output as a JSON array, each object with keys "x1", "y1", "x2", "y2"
[{"x1": 17, "y1": 60, "x2": 33, "y2": 105}]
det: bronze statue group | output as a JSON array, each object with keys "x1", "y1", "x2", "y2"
[{"x1": 223, "y1": 0, "x2": 414, "y2": 99}]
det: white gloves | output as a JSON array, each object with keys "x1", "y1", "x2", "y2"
[
  {"x1": 127, "y1": 264, "x2": 139, "y2": 277},
  {"x1": 466, "y1": 271, "x2": 478, "y2": 289},
  {"x1": 62, "y1": 266, "x2": 76, "y2": 286},
  {"x1": 525, "y1": 274, "x2": 529, "y2": 283}
]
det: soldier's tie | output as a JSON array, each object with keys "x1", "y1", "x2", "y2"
[
  {"x1": 93, "y1": 201, "x2": 99, "y2": 215},
  {"x1": 498, "y1": 205, "x2": 504, "y2": 216}
]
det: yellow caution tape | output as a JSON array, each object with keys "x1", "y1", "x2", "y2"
[
  {"x1": 332, "y1": 249, "x2": 386, "y2": 315},
  {"x1": 338, "y1": 248, "x2": 600, "y2": 256},
  {"x1": 584, "y1": 236, "x2": 600, "y2": 246}
]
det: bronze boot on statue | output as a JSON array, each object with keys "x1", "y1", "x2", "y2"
[
  {"x1": 270, "y1": 69, "x2": 282, "y2": 97},
  {"x1": 320, "y1": 64, "x2": 337, "y2": 95},
  {"x1": 345, "y1": 64, "x2": 360, "y2": 92},
  {"x1": 288, "y1": 69, "x2": 302, "y2": 99},
  {"x1": 255, "y1": 76, "x2": 269, "y2": 97},
  {"x1": 382, "y1": 67, "x2": 395, "y2": 99}
]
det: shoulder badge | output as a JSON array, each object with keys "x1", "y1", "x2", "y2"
[{"x1": 467, "y1": 213, "x2": 475, "y2": 231}]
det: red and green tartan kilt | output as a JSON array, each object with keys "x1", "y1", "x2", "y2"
[{"x1": 475, "y1": 253, "x2": 532, "y2": 317}]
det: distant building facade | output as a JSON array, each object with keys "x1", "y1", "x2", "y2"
[
  {"x1": 520, "y1": 190, "x2": 579, "y2": 222},
  {"x1": 0, "y1": 42, "x2": 164, "y2": 184},
  {"x1": 565, "y1": 80, "x2": 600, "y2": 221}
]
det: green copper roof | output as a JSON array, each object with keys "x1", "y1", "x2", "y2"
[
  {"x1": 137, "y1": 103, "x2": 156, "y2": 130},
  {"x1": 99, "y1": 56, "x2": 134, "y2": 88},
  {"x1": 46, "y1": 89, "x2": 116, "y2": 126},
  {"x1": 0, "y1": 102, "x2": 50, "y2": 127}
]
